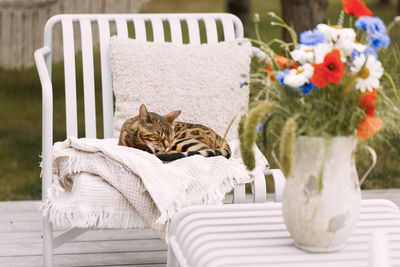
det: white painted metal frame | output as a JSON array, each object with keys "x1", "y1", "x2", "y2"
[
  {"x1": 167, "y1": 199, "x2": 400, "y2": 267},
  {"x1": 34, "y1": 13, "x2": 287, "y2": 267}
]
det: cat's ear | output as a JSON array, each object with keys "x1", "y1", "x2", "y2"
[
  {"x1": 139, "y1": 104, "x2": 151, "y2": 125},
  {"x1": 163, "y1": 110, "x2": 181, "y2": 124}
]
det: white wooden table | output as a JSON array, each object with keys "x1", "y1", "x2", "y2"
[{"x1": 167, "y1": 199, "x2": 400, "y2": 267}]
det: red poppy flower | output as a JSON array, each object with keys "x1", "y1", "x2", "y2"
[
  {"x1": 311, "y1": 49, "x2": 345, "y2": 88},
  {"x1": 266, "y1": 55, "x2": 297, "y2": 80},
  {"x1": 273, "y1": 55, "x2": 297, "y2": 70},
  {"x1": 359, "y1": 88, "x2": 378, "y2": 117},
  {"x1": 357, "y1": 116, "x2": 382, "y2": 140},
  {"x1": 266, "y1": 65, "x2": 277, "y2": 81},
  {"x1": 341, "y1": 0, "x2": 373, "y2": 18}
]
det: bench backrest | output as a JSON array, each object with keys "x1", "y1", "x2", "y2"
[{"x1": 43, "y1": 13, "x2": 243, "y2": 139}]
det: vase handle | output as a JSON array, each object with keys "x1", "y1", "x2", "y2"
[{"x1": 359, "y1": 145, "x2": 377, "y2": 186}]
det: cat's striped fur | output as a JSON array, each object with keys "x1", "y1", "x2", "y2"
[{"x1": 118, "y1": 104, "x2": 231, "y2": 162}]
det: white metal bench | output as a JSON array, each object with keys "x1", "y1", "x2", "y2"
[{"x1": 34, "y1": 13, "x2": 286, "y2": 266}]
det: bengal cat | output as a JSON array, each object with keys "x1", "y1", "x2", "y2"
[{"x1": 118, "y1": 104, "x2": 231, "y2": 161}]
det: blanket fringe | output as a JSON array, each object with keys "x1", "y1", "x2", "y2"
[
  {"x1": 40, "y1": 198, "x2": 147, "y2": 229},
  {"x1": 155, "y1": 172, "x2": 252, "y2": 224}
]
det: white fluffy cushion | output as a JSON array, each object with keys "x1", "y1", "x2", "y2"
[{"x1": 109, "y1": 36, "x2": 251, "y2": 141}]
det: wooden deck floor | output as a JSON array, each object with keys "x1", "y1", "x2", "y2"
[{"x1": 1, "y1": 189, "x2": 399, "y2": 267}]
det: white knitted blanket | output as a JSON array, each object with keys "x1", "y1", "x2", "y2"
[{"x1": 41, "y1": 137, "x2": 267, "y2": 239}]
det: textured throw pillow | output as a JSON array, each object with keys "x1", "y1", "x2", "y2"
[{"x1": 109, "y1": 36, "x2": 252, "y2": 141}]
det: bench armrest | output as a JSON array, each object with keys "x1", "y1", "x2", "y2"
[{"x1": 34, "y1": 47, "x2": 54, "y2": 200}]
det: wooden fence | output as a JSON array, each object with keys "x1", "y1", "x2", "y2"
[{"x1": 0, "y1": 0, "x2": 149, "y2": 69}]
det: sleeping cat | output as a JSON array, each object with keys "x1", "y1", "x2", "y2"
[{"x1": 118, "y1": 104, "x2": 231, "y2": 161}]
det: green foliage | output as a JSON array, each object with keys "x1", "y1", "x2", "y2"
[
  {"x1": 279, "y1": 118, "x2": 296, "y2": 178},
  {"x1": 250, "y1": 59, "x2": 367, "y2": 139},
  {"x1": 0, "y1": 66, "x2": 42, "y2": 200},
  {"x1": 357, "y1": 46, "x2": 400, "y2": 188},
  {"x1": 239, "y1": 102, "x2": 277, "y2": 170},
  {"x1": 274, "y1": 84, "x2": 366, "y2": 137},
  {"x1": 0, "y1": 50, "x2": 104, "y2": 200}
]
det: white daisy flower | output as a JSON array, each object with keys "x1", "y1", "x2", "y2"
[
  {"x1": 314, "y1": 43, "x2": 335, "y2": 63},
  {"x1": 290, "y1": 44, "x2": 315, "y2": 64},
  {"x1": 351, "y1": 41, "x2": 367, "y2": 53},
  {"x1": 284, "y1": 63, "x2": 314, "y2": 88},
  {"x1": 291, "y1": 43, "x2": 333, "y2": 64},
  {"x1": 336, "y1": 40, "x2": 367, "y2": 59},
  {"x1": 317, "y1": 24, "x2": 356, "y2": 44},
  {"x1": 350, "y1": 54, "x2": 384, "y2": 92},
  {"x1": 316, "y1": 24, "x2": 336, "y2": 41},
  {"x1": 317, "y1": 24, "x2": 357, "y2": 60}
]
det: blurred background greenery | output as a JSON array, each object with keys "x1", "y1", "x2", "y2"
[{"x1": 0, "y1": 0, "x2": 399, "y2": 200}]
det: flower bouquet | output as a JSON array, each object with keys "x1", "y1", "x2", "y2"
[{"x1": 240, "y1": 0, "x2": 400, "y2": 252}]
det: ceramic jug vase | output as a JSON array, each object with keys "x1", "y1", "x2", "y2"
[{"x1": 282, "y1": 135, "x2": 366, "y2": 252}]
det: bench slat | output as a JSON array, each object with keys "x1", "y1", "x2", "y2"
[
  {"x1": 98, "y1": 18, "x2": 114, "y2": 138},
  {"x1": 221, "y1": 17, "x2": 235, "y2": 41},
  {"x1": 151, "y1": 18, "x2": 164, "y2": 42},
  {"x1": 204, "y1": 18, "x2": 218, "y2": 44},
  {"x1": 61, "y1": 18, "x2": 78, "y2": 138},
  {"x1": 79, "y1": 18, "x2": 97, "y2": 138},
  {"x1": 133, "y1": 18, "x2": 146, "y2": 41},
  {"x1": 116, "y1": 18, "x2": 129, "y2": 38},
  {"x1": 169, "y1": 18, "x2": 183, "y2": 44},
  {"x1": 187, "y1": 18, "x2": 200, "y2": 44}
]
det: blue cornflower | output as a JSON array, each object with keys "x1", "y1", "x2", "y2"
[
  {"x1": 276, "y1": 69, "x2": 290, "y2": 85},
  {"x1": 351, "y1": 47, "x2": 377, "y2": 60},
  {"x1": 369, "y1": 34, "x2": 390, "y2": 50},
  {"x1": 364, "y1": 46, "x2": 378, "y2": 58},
  {"x1": 299, "y1": 82, "x2": 317, "y2": 94},
  {"x1": 257, "y1": 123, "x2": 263, "y2": 132},
  {"x1": 355, "y1": 16, "x2": 387, "y2": 36},
  {"x1": 355, "y1": 17, "x2": 390, "y2": 51},
  {"x1": 351, "y1": 49, "x2": 362, "y2": 59},
  {"x1": 299, "y1": 28, "x2": 325, "y2": 46}
]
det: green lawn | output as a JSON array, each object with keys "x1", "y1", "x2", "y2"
[{"x1": 0, "y1": 0, "x2": 399, "y2": 200}]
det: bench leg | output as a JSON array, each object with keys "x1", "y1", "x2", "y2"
[
  {"x1": 167, "y1": 243, "x2": 178, "y2": 267},
  {"x1": 43, "y1": 217, "x2": 53, "y2": 267}
]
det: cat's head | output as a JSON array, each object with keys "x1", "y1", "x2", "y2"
[{"x1": 137, "y1": 104, "x2": 180, "y2": 155}]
